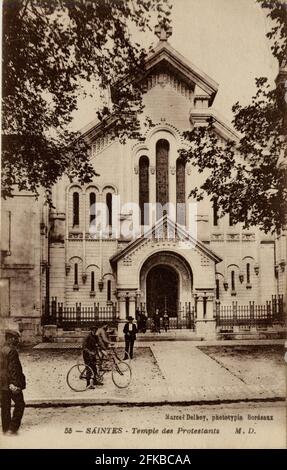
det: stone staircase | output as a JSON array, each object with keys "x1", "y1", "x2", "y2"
[{"x1": 42, "y1": 327, "x2": 203, "y2": 344}]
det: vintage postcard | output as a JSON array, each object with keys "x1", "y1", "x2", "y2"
[{"x1": 0, "y1": 0, "x2": 286, "y2": 451}]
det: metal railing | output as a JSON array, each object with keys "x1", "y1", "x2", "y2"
[
  {"x1": 138, "y1": 302, "x2": 195, "y2": 330},
  {"x1": 215, "y1": 295, "x2": 285, "y2": 329},
  {"x1": 43, "y1": 298, "x2": 118, "y2": 328}
]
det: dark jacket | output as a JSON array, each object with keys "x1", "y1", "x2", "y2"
[
  {"x1": 0, "y1": 344, "x2": 26, "y2": 391},
  {"x1": 123, "y1": 323, "x2": 137, "y2": 340},
  {"x1": 82, "y1": 333, "x2": 99, "y2": 352}
]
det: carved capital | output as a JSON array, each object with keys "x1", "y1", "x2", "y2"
[{"x1": 170, "y1": 165, "x2": 176, "y2": 175}]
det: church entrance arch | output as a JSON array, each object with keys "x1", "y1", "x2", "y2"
[
  {"x1": 146, "y1": 264, "x2": 178, "y2": 317},
  {"x1": 140, "y1": 251, "x2": 193, "y2": 319}
]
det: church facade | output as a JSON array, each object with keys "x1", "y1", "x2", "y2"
[{"x1": 1, "y1": 27, "x2": 285, "y2": 343}]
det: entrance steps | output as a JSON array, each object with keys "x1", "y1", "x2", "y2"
[
  {"x1": 136, "y1": 330, "x2": 203, "y2": 341},
  {"x1": 42, "y1": 328, "x2": 203, "y2": 344}
]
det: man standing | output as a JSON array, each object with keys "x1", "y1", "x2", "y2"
[
  {"x1": 154, "y1": 308, "x2": 161, "y2": 333},
  {"x1": 0, "y1": 329, "x2": 26, "y2": 435},
  {"x1": 123, "y1": 316, "x2": 137, "y2": 359}
]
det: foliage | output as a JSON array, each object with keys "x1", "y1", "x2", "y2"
[
  {"x1": 2, "y1": 0, "x2": 172, "y2": 200},
  {"x1": 258, "y1": 0, "x2": 287, "y2": 64},
  {"x1": 180, "y1": 1, "x2": 287, "y2": 233}
]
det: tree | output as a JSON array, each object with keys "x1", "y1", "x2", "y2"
[
  {"x1": 179, "y1": 0, "x2": 287, "y2": 233},
  {"x1": 2, "y1": 0, "x2": 172, "y2": 200}
]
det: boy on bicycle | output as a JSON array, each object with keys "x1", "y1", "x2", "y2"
[{"x1": 95, "y1": 323, "x2": 114, "y2": 356}]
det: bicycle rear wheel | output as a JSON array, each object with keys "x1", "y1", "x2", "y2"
[
  {"x1": 112, "y1": 361, "x2": 132, "y2": 388},
  {"x1": 66, "y1": 363, "x2": 94, "y2": 392}
]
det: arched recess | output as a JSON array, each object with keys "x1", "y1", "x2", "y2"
[
  {"x1": 227, "y1": 264, "x2": 239, "y2": 294},
  {"x1": 68, "y1": 185, "x2": 82, "y2": 229},
  {"x1": 156, "y1": 139, "x2": 169, "y2": 213},
  {"x1": 140, "y1": 251, "x2": 193, "y2": 317},
  {"x1": 242, "y1": 256, "x2": 255, "y2": 286},
  {"x1": 86, "y1": 264, "x2": 100, "y2": 295},
  {"x1": 86, "y1": 186, "x2": 99, "y2": 229},
  {"x1": 139, "y1": 156, "x2": 149, "y2": 225},
  {"x1": 103, "y1": 272, "x2": 115, "y2": 302},
  {"x1": 69, "y1": 256, "x2": 83, "y2": 288},
  {"x1": 102, "y1": 185, "x2": 117, "y2": 233},
  {"x1": 176, "y1": 157, "x2": 186, "y2": 225}
]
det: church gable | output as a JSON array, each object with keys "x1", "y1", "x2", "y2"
[
  {"x1": 111, "y1": 215, "x2": 222, "y2": 267},
  {"x1": 142, "y1": 43, "x2": 218, "y2": 107}
]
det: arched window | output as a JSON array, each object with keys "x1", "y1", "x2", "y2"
[
  {"x1": 139, "y1": 156, "x2": 149, "y2": 225},
  {"x1": 176, "y1": 158, "x2": 185, "y2": 225},
  {"x1": 156, "y1": 139, "x2": 169, "y2": 216},
  {"x1": 73, "y1": 192, "x2": 79, "y2": 226},
  {"x1": 107, "y1": 280, "x2": 111, "y2": 302},
  {"x1": 213, "y1": 198, "x2": 218, "y2": 226},
  {"x1": 91, "y1": 271, "x2": 95, "y2": 293},
  {"x1": 231, "y1": 270, "x2": 235, "y2": 291},
  {"x1": 216, "y1": 279, "x2": 220, "y2": 300},
  {"x1": 89, "y1": 192, "x2": 96, "y2": 225},
  {"x1": 106, "y1": 193, "x2": 112, "y2": 226},
  {"x1": 74, "y1": 263, "x2": 78, "y2": 286},
  {"x1": 246, "y1": 263, "x2": 250, "y2": 284}
]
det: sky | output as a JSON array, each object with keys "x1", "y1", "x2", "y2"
[{"x1": 70, "y1": 0, "x2": 278, "y2": 132}]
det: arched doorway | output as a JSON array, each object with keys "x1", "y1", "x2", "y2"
[{"x1": 146, "y1": 264, "x2": 179, "y2": 317}]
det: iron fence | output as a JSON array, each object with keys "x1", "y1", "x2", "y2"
[
  {"x1": 139, "y1": 302, "x2": 195, "y2": 330},
  {"x1": 43, "y1": 297, "x2": 118, "y2": 328},
  {"x1": 215, "y1": 295, "x2": 285, "y2": 329}
]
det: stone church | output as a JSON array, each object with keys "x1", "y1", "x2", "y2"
[{"x1": 1, "y1": 25, "x2": 285, "y2": 343}]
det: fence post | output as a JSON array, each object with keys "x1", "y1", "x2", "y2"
[
  {"x1": 215, "y1": 300, "x2": 220, "y2": 326},
  {"x1": 58, "y1": 302, "x2": 63, "y2": 327},
  {"x1": 271, "y1": 295, "x2": 277, "y2": 316},
  {"x1": 51, "y1": 297, "x2": 57, "y2": 324},
  {"x1": 266, "y1": 300, "x2": 272, "y2": 326},
  {"x1": 278, "y1": 295, "x2": 284, "y2": 322},
  {"x1": 76, "y1": 303, "x2": 81, "y2": 324},
  {"x1": 250, "y1": 301, "x2": 254, "y2": 327},
  {"x1": 187, "y1": 302, "x2": 191, "y2": 329}
]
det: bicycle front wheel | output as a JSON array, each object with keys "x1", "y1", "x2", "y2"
[
  {"x1": 112, "y1": 361, "x2": 132, "y2": 388},
  {"x1": 66, "y1": 363, "x2": 94, "y2": 392},
  {"x1": 113, "y1": 348, "x2": 131, "y2": 363}
]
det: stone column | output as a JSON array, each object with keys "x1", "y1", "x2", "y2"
[
  {"x1": 129, "y1": 293, "x2": 137, "y2": 319},
  {"x1": 116, "y1": 292, "x2": 127, "y2": 339},
  {"x1": 117, "y1": 293, "x2": 127, "y2": 321},
  {"x1": 195, "y1": 291, "x2": 216, "y2": 339}
]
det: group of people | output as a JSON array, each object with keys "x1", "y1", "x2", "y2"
[
  {"x1": 151, "y1": 309, "x2": 169, "y2": 333},
  {"x1": 136, "y1": 308, "x2": 170, "y2": 333},
  {"x1": 0, "y1": 318, "x2": 138, "y2": 435},
  {"x1": 0, "y1": 311, "x2": 169, "y2": 435}
]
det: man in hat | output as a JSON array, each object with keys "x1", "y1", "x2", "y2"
[
  {"x1": 0, "y1": 329, "x2": 26, "y2": 434},
  {"x1": 82, "y1": 327, "x2": 104, "y2": 388},
  {"x1": 123, "y1": 316, "x2": 137, "y2": 359}
]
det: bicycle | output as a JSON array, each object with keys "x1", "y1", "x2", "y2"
[{"x1": 66, "y1": 345, "x2": 132, "y2": 392}]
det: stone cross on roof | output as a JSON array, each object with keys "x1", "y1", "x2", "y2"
[{"x1": 155, "y1": 22, "x2": 172, "y2": 42}]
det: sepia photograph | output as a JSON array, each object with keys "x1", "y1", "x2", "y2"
[{"x1": 0, "y1": 0, "x2": 286, "y2": 452}]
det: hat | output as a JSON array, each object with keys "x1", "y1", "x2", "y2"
[
  {"x1": 128, "y1": 316, "x2": 134, "y2": 321},
  {"x1": 5, "y1": 329, "x2": 20, "y2": 338}
]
